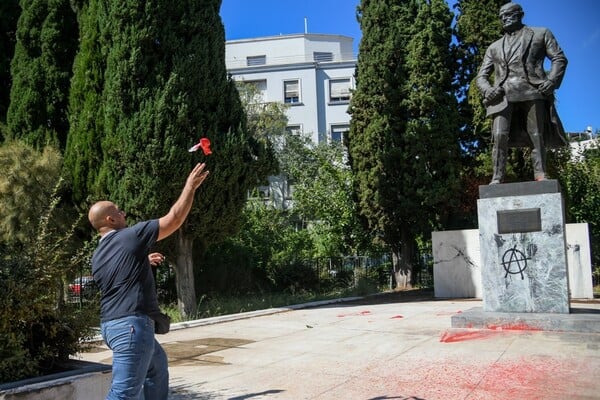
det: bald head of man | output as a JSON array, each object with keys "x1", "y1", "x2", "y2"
[{"x1": 88, "y1": 201, "x2": 128, "y2": 234}]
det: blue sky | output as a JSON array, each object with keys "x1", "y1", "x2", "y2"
[{"x1": 220, "y1": 0, "x2": 600, "y2": 134}]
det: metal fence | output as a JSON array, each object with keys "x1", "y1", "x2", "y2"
[{"x1": 68, "y1": 252, "x2": 435, "y2": 305}]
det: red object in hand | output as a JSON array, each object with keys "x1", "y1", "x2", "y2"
[{"x1": 188, "y1": 137, "x2": 212, "y2": 155}]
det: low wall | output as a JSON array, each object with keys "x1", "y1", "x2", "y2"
[
  {"x1": 433, "y1": 223, "x2": 593, "y2": 299},
  {"x1": 0, "y1": 360, "x2": 111, "y2": 400}
]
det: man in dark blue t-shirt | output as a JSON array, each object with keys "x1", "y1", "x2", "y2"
[{"x1": 88, "y1": 163, "x2": 209, "y2": 400}]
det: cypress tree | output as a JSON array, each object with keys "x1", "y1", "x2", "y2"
[
  {"x1": 63, "y1": 0, "x2": 107, "y2": 204},
  {"x1": 97, "y1": 0, "x2": 272, "y2": 317},
  {"x1": 6, "y1": 0, "x2": 77, "y2": 149},
  {"x1": 0, "y1": 0, "x2": 20, "y2": 130},
  {"x1": 347, "y1": 0, "x2": 418, "y2": 288},
  {"x1": 348, "y1": 0, "x2": 460, "y2": 288},
  {"x1": 400, "y1": 0, "x2": 461, "y2": 285}
]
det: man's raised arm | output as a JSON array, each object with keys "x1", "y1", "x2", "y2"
[{"x1": 157, "y1": 163, "x2": 209, "y2": 241}]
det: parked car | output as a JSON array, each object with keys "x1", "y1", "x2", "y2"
[{"x1": 69, "y1": 276, "x2": 98, "y2": 299}]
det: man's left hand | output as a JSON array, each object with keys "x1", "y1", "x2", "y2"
[
  {"x1": 538, "y1": 80, "x2": 555, "y2": 96},
  {"x1": 149, "y1": 252, "x2": 165, "y2": 267}
]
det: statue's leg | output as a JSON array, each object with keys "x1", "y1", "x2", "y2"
[
  {"x1": 526, "y1": 100, "x2": 547, "y2": 181},
  {"x1": 490, "y1": 107, "x2": 511, "y2": 184}
]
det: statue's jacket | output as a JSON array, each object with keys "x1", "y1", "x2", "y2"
[{"x1": 476, "y1": 26, "x2": 568, "y2": 148}]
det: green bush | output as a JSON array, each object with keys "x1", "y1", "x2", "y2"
[
  {"x1": 0, "y1": 142, "x2": 96, "y2": 383},
  {"x1": 0, "y1": 221, "x2": 96, "y2": 383}
]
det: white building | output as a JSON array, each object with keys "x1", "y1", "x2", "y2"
[{"x1": 225, "y1": 34, "x2": 357, "y2": 145}]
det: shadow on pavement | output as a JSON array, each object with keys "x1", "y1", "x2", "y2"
[{"x1": 169, "y1": 384, "x2": 284, "y2": 400}]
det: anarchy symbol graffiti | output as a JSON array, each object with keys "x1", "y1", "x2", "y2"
[{"x1": 501, "y1": 245, "x2": 530, "y2": 279}]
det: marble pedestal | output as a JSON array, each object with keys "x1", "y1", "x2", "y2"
[{"x1": 477, "y1": 180, "x2": 569, "y2": 314}]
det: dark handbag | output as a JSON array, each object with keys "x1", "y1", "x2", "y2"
[{"x1": 151, "y1": 312, "x2": 171, "y2": 334}]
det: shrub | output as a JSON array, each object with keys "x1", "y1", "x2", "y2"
[
  {"x1": 0, "y1": 210, "x2": 96, "y2": 383},
  {"x1": 0, "y1": 142, "x2": 96, "y2": 383}
]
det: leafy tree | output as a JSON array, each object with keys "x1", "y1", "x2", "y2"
[
  {"x1": 0, "y1": 141, "x2": 62, "y2": 243},
  {"x1": 558, "y1": 144, "x2": 600, "y2": 269},
  {"x1": 201, "y1": 201, "x2": 317, "y2": 295},
  {"x1": 348, "y1": 0, "x2": 461, "y2": 288},
  {"x1": 282, "y1": 137, "x2": 370, "y2": 258},
  {"x1": 94, "y1": 0, "x2": 273, "y2": 318},
  {"x1": 200, "y1": 93, "x2": 374, "y2": 295},
  {"x1": 236, "y1": 81, "x2": 288, "y2": 146},
  {"x1": 0, "y1": 0, "x2": 19, "y2": 129},
  {"x1": 6, "y1": 0, "x2": 77, "y2": 149}
]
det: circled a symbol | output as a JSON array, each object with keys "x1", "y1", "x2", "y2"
[{"x1": 501, "y1": 245, "x2": 529, "y2": 279}]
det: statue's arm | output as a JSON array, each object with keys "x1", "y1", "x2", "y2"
[
  {"x1": 544, "y1": 28, "x2": 568, "y2": 88},
  {"x1": 476, "y1": 47, "x2": 501, "y2": 103}
]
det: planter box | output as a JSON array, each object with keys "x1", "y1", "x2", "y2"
[{"x1": 0, "y1": 360, "x2": 111, "y2": 400}]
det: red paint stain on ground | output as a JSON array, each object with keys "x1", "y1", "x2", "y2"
[
  {"x1": 390, "y1": 315, "x2": 404, "y2": 319},
  {"x1": 336, "y1": 310, "x2": 372, "y2": 318},
  {"x1": 473, "y1": 357, "x2": 581, "y2": 399},
  {"x1": 360, "y1": 355, "x2": 591, "y2": 400},
  {"x1": 439, "y1": 329, "x2": 499, "y2": 343},
  {"x1": 486, "y1": 322, "x2": 542, "y2": 331}
]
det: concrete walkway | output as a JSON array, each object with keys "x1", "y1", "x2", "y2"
[{"x1": 79, "y1": 292, "x2": 600, "y2": 400}]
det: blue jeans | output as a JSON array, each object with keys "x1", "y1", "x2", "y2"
[{"x1": 101, "y1": 315, "x2": 169, "y2": 400}]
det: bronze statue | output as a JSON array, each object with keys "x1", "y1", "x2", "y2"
[{"x1": 476, "y1": 2, "x2": 568, "y2": 184}]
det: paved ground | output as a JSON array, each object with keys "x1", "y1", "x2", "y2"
[{"x1": 79, "y1": 291, "x2": 600, "y2": 400}]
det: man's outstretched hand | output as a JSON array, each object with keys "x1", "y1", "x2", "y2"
[{"x1": 186, "y1": 163, "x2": 210, "y2": 191}]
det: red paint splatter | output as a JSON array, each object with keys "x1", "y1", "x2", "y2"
[
  {"x1": 439, "y1": 329, "x2": 498, "y2": 343},
  {"x1": 486, "y1": 322, "x2": 542, "y2": 331},
  {"x1": 359, "y1": 353, "x2": 590, "y2": 399},
  {"x1": 390, "y1": 315, "x2": 404, "y2": 319}
]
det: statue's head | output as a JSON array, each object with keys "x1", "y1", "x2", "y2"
[{"x1": 499, "y1": 2, "x2": 524, "y2": 32}]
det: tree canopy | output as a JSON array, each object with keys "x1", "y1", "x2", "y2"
[
  {"x1": 0, "y1": 0, "x2": 19, "y2": 128},
  {"x1": 6, "y1": 0, "x2": 77, "y2": 149}
]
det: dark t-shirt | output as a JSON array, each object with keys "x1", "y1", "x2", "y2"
[{"x1": 91, "y1": 220, "x2": 160, "y2": 322}]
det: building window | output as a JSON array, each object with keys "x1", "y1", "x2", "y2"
[
  {"x1": 236, "y1": 79, "x2": 267, "y2": 101},
  {"x1": 247, "y1": 55, "x2": 266, "y2": 66},
  {"x1": 330, "y1": 124, "x2": 349, "y2": 143},
  {"x1": 329, "y1": 78, "x2": 352, "y2": 103},
  {"x1": 314, "y1": 52, "x2": 333, "y2": 62},
  {"x1": 286, "y1": 124, "x2": 303, "y2": 136},
  {"x1": 284, "y1": 80, "x2": 300, "y2": 104}
]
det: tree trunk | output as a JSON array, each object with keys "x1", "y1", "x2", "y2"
[
  {"x1": 392, "y1": 231, "x2": 415, "y2": 289},
  {"x1": 174, "y1": 230, "x2": 197, "y2": 319}
]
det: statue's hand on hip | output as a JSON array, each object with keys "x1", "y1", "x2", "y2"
[
  {"x1": 483, "y1": 86, "x2": 504, "y2": 106},
  {"x1": 538, "y1": 80, "x2": 555, "y2": 96}
]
